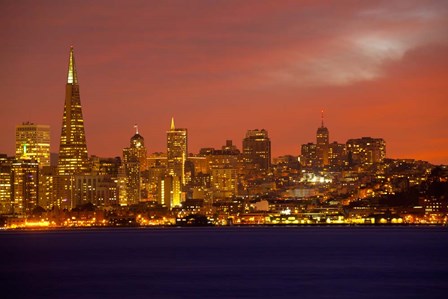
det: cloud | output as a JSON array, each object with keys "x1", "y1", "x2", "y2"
[{"x1": 265, "y1": 2, "x2": 448, "y2": 87}]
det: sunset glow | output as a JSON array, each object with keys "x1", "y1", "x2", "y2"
[{"x1": 1, "y1": 1, "x2": 447, "y2": 164}]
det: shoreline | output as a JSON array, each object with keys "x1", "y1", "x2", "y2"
[{"x1": 1, "y1": 223, "x2": 446, "y2": 232}]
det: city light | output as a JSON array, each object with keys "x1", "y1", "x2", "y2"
[{"x1": 0, "y1": 46, "x2": 446, "y2": 230}]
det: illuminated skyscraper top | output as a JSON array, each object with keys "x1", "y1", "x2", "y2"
[
  {"x1": 170, "y1": 117, "x2": 175, "y2": 131},
  {"x1": 67, "y1": 47, "x2": 78, "y2": 84},
  {"x1": 58, "y1": 46, "x2": 89, "y2": 175},
  {"x1": 315, "y1": 110, "x2": 330, "y2": 167},
  {"x1": 167, "y1": 117, "x2": 188, "y2": 185},
  {"x1": 316, "y1": 110, "x2": 329, "y2": 146}
]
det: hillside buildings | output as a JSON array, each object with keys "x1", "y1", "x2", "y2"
[{"x1": 1, "y1": 47, "x2": 445, "y2": 227}]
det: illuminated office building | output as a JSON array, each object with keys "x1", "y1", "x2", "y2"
[
  {"x1": 121, "y1": 127, "x2": 148, "y2": 205},
  {"x1": 125, "y1": 125, "x2": 148, "y2": 172},
  {"x1": 159, "y1": 175, "x2": 182, "y2": 209},
  {"x1": 301, "y1": 112, "x2": 345, "y2": 169},
  {"x1": 55, "y1": 47, "x2": 90, "y2": 209},
  {"x1": 210, "y1": 167, "x2": 238, "y2": 199},
  {"x1": 74, "y1": 175, "x2": 118, "y2": 207},
  {"x1": 147, "y1": 153, "x2": 167, "y2": 200},
  {"x1": 15, "y1": 122, "x2": 50, "y2": 167},
  {"x1": 346, "y1": 137, "x2": 386, "y2": 166},
  {"x1": 0, "y1": 155, "x2": 12, "y2": 214},
  {"x1": 38, "y1": 166, "x2": 57, "y2": 210},
  {"x1": 316, "y1": 111, "x2": 329, "y2": 167},
  {"x1": 57, "y1": 46, "x2": 89, "y2": 176},
  {"x1": 167, "y1": 118, "x2": 188, "y2": 185},
  {"x1": 300, "y1": 143, "x2": 318, "y2": 168},
  {"x1": 163, "y1": 118, "x2": 188, "y2": 208},
  {"x1": 242, "y1": 129, "x2": 271, "y2": 171},
  {"x1": 199, "y1": 141, "x2": 239, "y2": 199},
  {"x1": 11, "y1": 158, "x2": 39, "y2": 215}
]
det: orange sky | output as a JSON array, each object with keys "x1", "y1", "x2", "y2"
[{"x1": 1, "y1": 0, "x2": 447, "y2": 164}]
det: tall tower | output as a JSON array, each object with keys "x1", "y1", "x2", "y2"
[
  {"x1": 121, "y1": 125, "x2": 148, "y2": 205},
  {"x1": 316, "y1": 110, "x2": 329, "y2": 167},
  {"x1": 166, "y1": 118, "x2": 187, "y2": 208},
  {"x1": 57, "y1": 47, "x2": 89, "y2": 176},
  {"x1": 316, "y1": 110, "x2": 329, "y2": 146},
  {"x1": 167, "y1": 117, "x2": 188, "y2": 185},
  {"x1": 15, "y1": 122, "x2": 50, "y2": 167}
]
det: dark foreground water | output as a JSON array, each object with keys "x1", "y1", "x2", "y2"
[{"x1": 0, "y1": 227, "x2": 447, "y2": 298}]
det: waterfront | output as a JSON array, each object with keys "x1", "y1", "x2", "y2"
[{"x1": 1, "y1": 227, "x2": 447, "y2": 298}]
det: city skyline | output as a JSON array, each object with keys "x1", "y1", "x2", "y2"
[{"x1": 1, "y1": 1, "x2": 447, "y2": 164}]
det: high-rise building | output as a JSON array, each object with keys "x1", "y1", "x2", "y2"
[
  {"x1": 300, "y1": 111, "x2": 336, "y2": 169},
  {"x1": 159, "y1": 174, "x2": 182, "y2": 209},
  {"x1": 121, "y1": 126, "x2": 148, "y2": 205},
  {"x1": 57, "y1": 46, "x2": 89, "y2": 176},
  {"x1": 164, "y1": 118, "x2": 188, "y2": 208},
  {"x1": 198, "y1": 141, "x2": 240, "y2": 200},
  {"x1": 38, "y1": 166, "x2": 57, "y2": 210},
  {"x1": 125, "y1": 126, "x2": 148, "y2": 172},
  {"x1": 0, "y1": 155, "x2": 13, "y2": 214},
  {"x1": 147, "y1": 152, "x2": 167, "y2": 201},
  {"x1": 11, "y1": 158, "x2": 39, "y2": 215},
  {"x1": 167, "y1": 117, "x2": 188, "y2": 185},
  {"x1": 15, "y1": 122, "x2": 50, "y2": 167},
  {"x1": 346, "y1": 137, "x2": 386, "y2": 166},
  {"x1": 316, "y1": 111, "x2": 329, "y2": 167},
  {"x1": 242, "y1": 129, "x2": 271, "y2": 171},
  {"x1": 300, "y1": 143, "x2": 317, "y2": 168}
]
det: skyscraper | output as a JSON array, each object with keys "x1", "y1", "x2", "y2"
[
  {"x1": 121, "y1": 126, "x2": 148, "y2": 205},
  {"x1": 242, "y1": 129, "x2": 271, "y2": 171},
  {"x1": 0, "y1": 155, "x2": 13, "y2": 214},
  {"x1": 316, "y1": 111, "x2": 329, "y2": 167},
  {"x1": 15, "y1": 122, "x2": 50, "y2": 167},
  {"x1": 11, "y1": 158, "x2": 39, "y2": 215},
  {"x1": 57, "y1": 46, "x2": 89, "y2": 176},
  {"x1": 165, "y1": 117, "x2": 187, "y2": 208},
  {"x1": 167, "y1": 117, "x2": 188, "y2": 185}
]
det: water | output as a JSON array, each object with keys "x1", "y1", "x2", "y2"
[{"x1": 1, "y1": 227, "x2": 447, "y2": 298}]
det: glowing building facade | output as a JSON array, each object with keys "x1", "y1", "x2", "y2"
[
  {"x1": 242, "y1": 129, "x2": 271, "y2": 171},
  {"x1": 15, "y1": 122, "x2": 50, "y2": 167},
  {"x1": 316, "y1": 111, "x2": 330, "y2": 167},
  {"x1": 121, "y1": 127, "x2": 148, "y2": 205},
  {"x1": 11, "y1": 158, "x2": 39, "y2": 215},
  {"x1": 57, "y1": 47, "x2": 89, "y2": 176},
  {"x1": 0, "y1": 155, "x2": 12, "y2": 214},
  {"x1": 346, "y1": 137, "x2": 386, "y2": 166},
  {"x1": 166, "y1": 118, "x2": 187, "y2": 208},
  {"x1": 300, "y1": 112, "x2": 346, "y2": 169},
  {"x1": 167, "y1": 118, "x2": 188, "y2": 185}
]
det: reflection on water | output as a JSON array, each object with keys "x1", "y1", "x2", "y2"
[{"x1": 1, "y1": 227, "x2": 447, "y2": 298}]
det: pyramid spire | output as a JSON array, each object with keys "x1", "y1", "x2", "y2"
[
  {"x1": 134, "y1": 124, "x2": 139, "y2": 134},
  {"x1": 170, "y1": 117, "x2": 175, "y2": 130},
  {"x1": 58, "y1": 46, "x2": 88, "y2": 176},
  {"x1": 67, "y1": 46, "x2": 78, "y2": 84}
]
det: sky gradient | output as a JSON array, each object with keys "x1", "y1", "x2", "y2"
[{"x1": 1, "y1": 0, "x2": 447, "y2": 164}]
